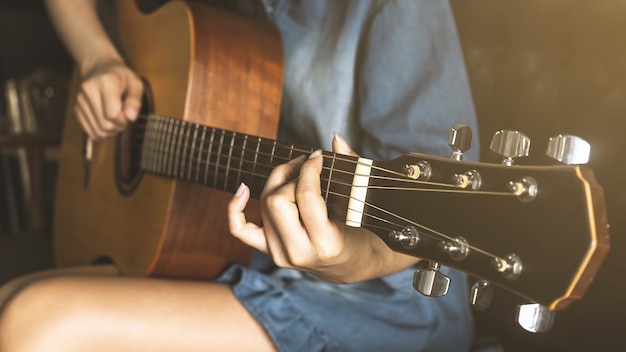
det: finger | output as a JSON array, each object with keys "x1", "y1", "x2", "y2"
[
  {"x1": 76, "y1": 92, "x2": 105, "y2": 140},
  {"x1": 260, "y1": 155, "x2": 306, "y2": 199},
  {"x1": 100, "y1": 77, "x2": 127, "y2": 128},
  {"x1": 263, "y1": 181, "x2": 313, "y2": 267},
  {"x1": 228, "y1": 183, "x2": 269, "y2": 253},
  {"x1": 259, "y1": 155, "x2": 307, "y2": 267},
  {"x1": 123, "y1": 76, "x2": 144, "y2": 122},
  {"x1": 75, "y1": 104, "x2": 96, "y2": 140},
  {"x1": 81, "y1": 82, "x2": 121, "y2": 137},
  {"x1": 296, "y1": 150, "x2": 342, "y2": 252}
]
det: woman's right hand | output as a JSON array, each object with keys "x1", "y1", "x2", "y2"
[{"x1": 76, "y1": 60, "x2": 144, "y2": 140}]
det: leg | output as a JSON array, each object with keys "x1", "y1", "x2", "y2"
[{"x1": 0, "y1": 271, "x2": 275, "y2": 352}]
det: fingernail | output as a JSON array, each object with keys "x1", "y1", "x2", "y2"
[
  {"x1": 309, "y1": 149, "x2": 322, "y2": 159},
  {"x1": 235, "y1": 182, "x2": 246, "y2": 197}
]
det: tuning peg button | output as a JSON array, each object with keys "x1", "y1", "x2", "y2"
[
  {"x1": 517, "y1": 303, "x2": 555, "y2": 333},
  {"x1": 490, "y1": 130, "x2": 530, "y2": 166},
  {"x1": 449, "y1": 124, "x2": 473, "y2": 160},
  {"x1": 546, "y1": 135, "x2": 590, "y2": 165},
  {"x1": 413, "y1": 261, "x2": 450, "y2": 297},
  {"x1": 470, "y1": 280, "x2": 494, "y2": 311}
]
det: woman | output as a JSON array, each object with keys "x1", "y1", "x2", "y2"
[{"x1": 0, "y1": 0, "x2": 482, "y2": 350}]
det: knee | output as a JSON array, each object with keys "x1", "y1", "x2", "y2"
[{"x1": 0, "y1": 277, "x2": 86, "y2": 351}]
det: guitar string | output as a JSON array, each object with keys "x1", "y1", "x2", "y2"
[
  {"x1": 123, "y1": 118, "x2": 518, "y2": 197},
  {"x1": 135, "y1": 132, "x2": 517, "y2": 197}
]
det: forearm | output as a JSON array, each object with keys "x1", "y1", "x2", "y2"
[{"x1": 44, "y1": 0, "x2": 124, "y2": 75}]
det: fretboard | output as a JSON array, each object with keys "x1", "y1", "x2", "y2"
[{"x1": 138, "y1": 114, "x2": 360, "y2": 219}]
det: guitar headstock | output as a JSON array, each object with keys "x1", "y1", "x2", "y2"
[{"x1": 361, "y1": 126, "x2": 609, "y2": 332}]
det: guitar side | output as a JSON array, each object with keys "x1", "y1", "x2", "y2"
[{"x1": 53, "y1": 0, "x2": 284, "y2": 279}]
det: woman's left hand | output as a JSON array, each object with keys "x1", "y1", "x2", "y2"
[{"x1": 227, "y1": 134, "x2": 420, "y2": 283}]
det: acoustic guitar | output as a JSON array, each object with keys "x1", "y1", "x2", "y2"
[{"x1": 54, "y1": 0, "x2": 609, "y2": 314}]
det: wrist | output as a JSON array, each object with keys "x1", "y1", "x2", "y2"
[{"x1": 78, "y1": 53, "x2": 125, "y2": 77}]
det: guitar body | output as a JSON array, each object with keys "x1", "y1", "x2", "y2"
[{"x1": 54, "y1": 0, "x2": 283, "y2": 279}]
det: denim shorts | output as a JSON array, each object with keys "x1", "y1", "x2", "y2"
[{"x1": 217, "y1": 253, "x2": 474, "y2": 352}]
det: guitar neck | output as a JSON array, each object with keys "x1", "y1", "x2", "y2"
[{"x1": 139, "y1": 114, "x2": 360, "y2": 217}]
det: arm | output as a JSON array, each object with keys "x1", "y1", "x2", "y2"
[{"x1": 44, "y1": 0, "x2": 143, "y2": 139}]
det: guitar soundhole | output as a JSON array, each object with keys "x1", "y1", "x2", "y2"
[{"x1": 115, "y1": 80, "x2": 154, "y2": 196}]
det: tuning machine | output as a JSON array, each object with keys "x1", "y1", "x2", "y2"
[
  {"x1": 517, "y1": 303, "x2": 555, "y2": 333},
  {"x1": 490, "y1": 130, "x2": 530, "y2": 166},
  {"x1": 470, "y1": 280, "x2": 494, "y2": 311},
  {"x1": 413, "y1": 261, "x2": 450, "y2": 297},
  {"x1": 449, "y1": 124, "x2": 473, "y2": 161},
  {"x1": 546, "y1": 134, "x2": 590, "y2": 165}
]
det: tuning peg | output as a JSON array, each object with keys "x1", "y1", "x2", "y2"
[
  {"x1": 469, "y1": 280, "x2": 494, "y2": 311},
  {"x1": 545, "y1": 134, "x2": 590, "y2": 165},
  {"x1": 516, "y1": 303, "x2": 555, "y2": 333},
  {"x1": 448, "y1": 124, "x2": 473, "y2": 160},
  {"x1": 490, "y1": 130, "x2": 530, "y2": 166},
  {"x1": 413, "y1": 261, "x2": 450, "y2": 297}
]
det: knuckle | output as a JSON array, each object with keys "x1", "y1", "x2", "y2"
[{"x1": 264, "y1": 192, "x2": 284, "y2": 211}]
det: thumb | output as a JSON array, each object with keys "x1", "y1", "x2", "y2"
[{"x1": 332, "y1": 132, "x2": 359, "y2": 157}]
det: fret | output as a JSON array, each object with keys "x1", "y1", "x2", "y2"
[
  {"x1": 322, "y1": 152, "x2": 335, "y2": 202},
  {"x1": 196, "y1": 125, "x2": 207, "y2": 183},
  {"x1": 269, "y1": 140, "x2": 277, "y2": 168},
  {"x1": 166, "y1": 120, "x2": 179, "y2": 177},
  {"x1": 236, "y1": 134, "x2": 248, "y2": 189},
  {"x1": 288, "y1": 144, "x2": 294, "y2": 160},
  {"x1": 171, "y1": 119, "x2": 182, "y2": 178},
  {"x1": 237, "y1": 136, "x2": 260, "y2": 195},
  {"x1": 152, "y1": 119, "x2": 165, "y2": 172},
  {"x1": 181, "y1": 121, "x2": 191, "y2": 180},
  {"x1": 222, "y1": 131, "x2": 236, "y2": 191},
  {"x1": 212, "y1": 130, "x2": 225, "y2": 188},
  {"x1": 252, "y1": 136, "x2": 261, "y2": 180},
  {"x1": 202, "y1": 128, "x2": 215, "y2": 185},
  {"x1": 187, "y1": 123, "x2": 198, "y2": 181},
  {"x1": 162, "y1": 118, "x2": 174, "y2": 175},
  {"x1": 155, "y1": 117, "x2": 167, "y2": 173}
]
